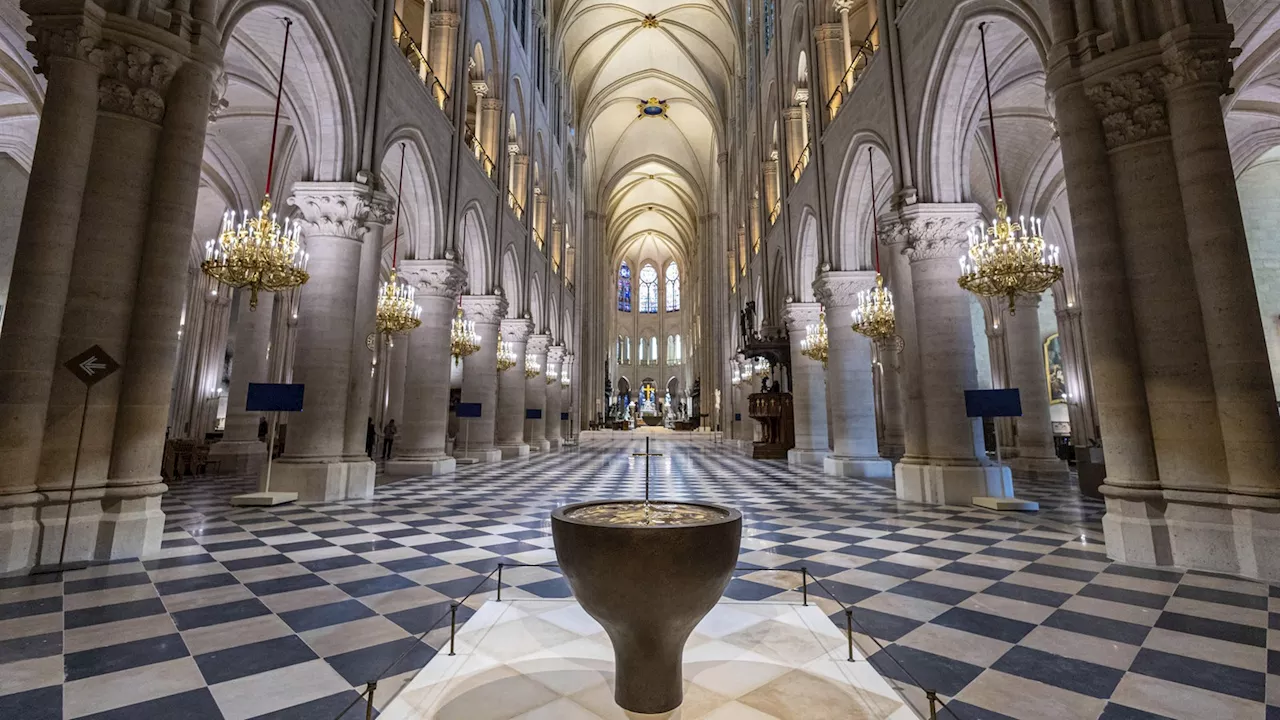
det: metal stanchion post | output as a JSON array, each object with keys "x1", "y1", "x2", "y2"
[
  {"x1": 449, "y1": 604, "x2": 457, "y2": 656},
  {"x1": 364, "y1": 681, "x2": 377, "y2": 720},
  {"x1": 801, "y1": 567, "x2": 808, "y2": 606},
  {"x1": 926, "y1": 690, "x2": 939, "y2": 720},
  {"x1": 497, "y1": 564, "x2": 503, "y2": 602},
  {"x1": 845, "y1": 609, "x2": 854, "y2": 662}
]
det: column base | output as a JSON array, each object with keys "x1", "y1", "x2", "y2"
[
  {"x1": 548, "y1": 438, "x2": 563, "y2": 451},
  {"x1": 497, "y1": 443, "x2": 530, "y2": 459},
  {"x1": 454, "y1": 447, "x2": 502, "y2": 463},
  {"x1": 1007, "y1": 455, "x2": 1070, "y2": 482},
  {"x1": 207, "y1": 440, "x2": 268, "y2": 474},
  {"x1": 97, "y1": 483, "x2": 166, "y2": 560},
  {"x1": 788, "y1": 448, "x2": 828, "y2": 467},
  {"x1": 1102, "y1": 486, "x2": 1280, "y2": 582},
  {"x1": 530, "y1": 439, "x2": 550, "y2": 452},
  {"x1": 824, "y1": 455, "x2": 893, "y2": 479},
  {"x1": 895, "y1": 461, "x2": 1013, "y2": 505},
  {"x1": 0, "y1": 494, "x2": 39, "y2": 573},
  {"x1": 385, "y1": 456, "x2": 457, "y2": 477},
  {"x1": 268, "y1": 459, "x2": 374, "y2": 502}
]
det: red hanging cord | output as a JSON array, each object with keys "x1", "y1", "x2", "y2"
[
  {"x1": 869, "y1": 148, "x2": 881, "y2": 275},
  {"x1": 264, "y1": 18, "x2": 293, "y2": 199},
  {"x1": 391, "y1": 143, "x2": 405, "y2": 270},
  {"x1": 978, "y1": 22, "x2": 1003, "y2": 199}
]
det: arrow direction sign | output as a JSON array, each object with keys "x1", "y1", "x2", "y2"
[{"x1": 64, "y1": 345, "x2": 121, "y2": 387}]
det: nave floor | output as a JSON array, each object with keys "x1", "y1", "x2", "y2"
[{"x1": 0, "y1": 437, "x2": 1274, "y2": 720}]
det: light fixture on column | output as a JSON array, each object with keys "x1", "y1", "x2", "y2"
[
  {"x1": 376, "y1": 143, "x2": 422, "y2": 337},
  {"x1": 851, "y1": 148, "x2": 897, "y2": 340},
  {"x1": 957, "y1": 22, "x2": 1063, "y2": 314},
  {"x1": 800, "y1": 311, "x2": 829, "y2": 366},
  {"x1": 524, "y1": 356, "x2": 541, "y2": 378},
  {"x1": 450, "y1": 305, "x2": 480, "y2": 362},
  {"x1": 201, "y1": 18, "x2": 309, "y2": 310},
  {"x1": 546, "y1": 366, "x2": 559, "y2": 385},
  {"x1": 496, "y1": 340, "x2": 516, "y2": 372}
]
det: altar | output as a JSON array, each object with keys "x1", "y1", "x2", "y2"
[{"x1": 377, "y1": 598, "x2": 916, "y2": 720}]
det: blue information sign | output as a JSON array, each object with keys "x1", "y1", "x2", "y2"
[
  {"x1": 964, "y1": 389, "x2": 1022, "y2": 418},
  {"x1": 525, "y1": 408, "x2": 543, "y2": 420},
  {"x1": 456, "y1": 402, "x2": 482, "y2": 418},
  {"x1": 246, "y1": 383, "x2": 305, "y2": 412}
]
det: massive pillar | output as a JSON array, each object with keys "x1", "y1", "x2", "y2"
[
  {"x1": 545, "y1": 344, "x2": 564, "y2": 450},
  {"x1": 454, "y1": 294, "x2": 506, "y2": 462},
  {"x1": 386, "y1": 260, "x2": 465, "y2": 476},
  {"x1": 814, "y1": 272, "x2": 892, "y2": 478},
  {"x1": 784, "y1": 302, "x2": 828, "y2": 466},
  {"x1": 524, "y1": 334, "x2": 550, "y2": 451},
  {"x1": 209, "y1": 291, "x2": 274, "y2": 471},
  {"x1": 341, "y1": 206, "x2": 390, "y2": 463},
  {"x1": 496, "y1": 318, "x2": 532, "y2": 457},
  {"x1": 269, "y1": 183, "x2": 391, "y2": 501},
  {"x1": 1005, "y1": 294, "x2": 1069, "y2": 480},
  {"x1": 886, "y1": 205, "x2": 1011, "y2": 504},
  {"x1": 874, "y1": 338, "x2": 907, "y2": 459}
]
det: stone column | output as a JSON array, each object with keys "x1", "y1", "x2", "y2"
[
  {"x1": 496, "y1": 318, "x2": 532, "y2": 457},
  {"x1": 511, "y1": 152, "x2": 529, "y2": 214},
  {"x1": 763, "y1": 154, "x2": 780, "y2": 221},
  {"x1": 783, "y1": 107, "x2": 804, "y2": 178},
  {"x1": 1005, "y1": 294, "x2": 1069, "y2": 480},
  {"x1": 784, "y1": 302, "x2": 828, "y2": 466},
  {"x1": 815, "y1": 24, "x2": 843, "y2": 114},
  {"x1": 545, "y1": 344, "x2": 564, "y2": 450},
  {"x1": 0, "y1": 19, "x2": 103, "y2": 569},
  {"x1": 835, "y1": 0, "x2": 855, "y2": 84},
  {"x1": 342, "y1": 199, "x2": 392, "y2": 462},
  {"x1": 386, "y1": 259, "x2": 465, "y2": 476},
  {"x1": 887, "y1": 205, "x2": 1011, "y2": 504},
  {"x1": 1163, "y1": 39, "x2": 1280, "y2": 498},
  {"x1": 429, "y1": 11, "x2": 458, "y2": 97},
  {"x1": 209, "y1": 291, "x2": 274, "y2": 470},
  {"x1": 269, "y1": 183, "x2": 385, "y2": 501},
  {"x1": 384, "y1": 336, "x2": 408, "y2": 429},
  {"x1": 814, "y1": 271, "x2": 892, "y2": 478},
  {"x1": 524, "y1": 334, "x2": 550, "y2": 451},
  {"x1": 561, "y1": 354, "x2": 575, "y2": 442},
  {"x1": 454, "y1": 294, "x2": 506, "y2": 462},
  {"x1": 480, "y1": 96, "x2": 502, "y2": 175},
  {"x1": 533, "y1": 192, "x2": 549, "y2": 248},
  {"x1": 874, "y1": 337, "x2": 907, "y2": 459}
]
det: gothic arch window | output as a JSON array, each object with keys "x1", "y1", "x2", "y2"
[
  {"x1": 665, "y1": 262, "x2": 680, "y2": 312},
  {"x1": 639, "y1": 263, "x2": 658, "y2": 313},
  {"x1": 650, "y1": 336, "x2": 659, "y2": 363},
  {"x1": 666, "y1": 335, "x2": 674, "y2": 363},
  {"x1": 675, "y1": 334, "x2": 683, "y2": 363},
  {"x1": 762, "y1": 0, "x2": 775, "y2": 56},
  {"x1": 617, "y1": 262, "x2": 631, "y2": 312}
]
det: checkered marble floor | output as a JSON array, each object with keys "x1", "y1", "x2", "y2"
[{"x1": 0, "y1": 436, "x2": 1274, "y2": 719}]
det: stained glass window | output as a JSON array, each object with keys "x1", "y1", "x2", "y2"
[
  {"x1": 665, "y1": 263, "x2": 680, "y2": 311},
  {"x1": 639, "y1": 264, "x2": 658, "y2": 313},
  {"x1": 617, "y1": 262, "x2": 631, "y2": 312},
  {"x1": 763, "y1": 0, "x2": 775, "y2": 56}
]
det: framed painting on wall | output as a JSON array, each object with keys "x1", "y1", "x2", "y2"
[{"x1": 1044, "y1": 333, "x2": 1066, "y2": 404}]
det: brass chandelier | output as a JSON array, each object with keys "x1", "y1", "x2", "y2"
[
  {"x1": 546, "y1": 366, "x2": 559, "y2": 385},
  {"x1": 957, "y1": 23, "x2": 1063, "y2": 314},
  {"x1": 201, "y1": 18, "x2": 309, "y2": 310},
  {"x1": 450, "y1": 306, "x2": 480, "y2": 361},
  {"x1": 851, "y1": 148, "x2": 896, "y2": 340},
  {"x1": 524, "y1": 356, "x2": 541, "y2": 378},
  {"x1": 376, "y1": 143, "x2": 422, "y2": 337},
  {"x1": 496, "y1": 341, "x2": 517, "y2": 372},
  {"x1": 800, "y1": 311, "x2": 829, "y2": 365}
]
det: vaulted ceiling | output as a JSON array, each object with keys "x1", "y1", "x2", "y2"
[{"x1": 556, "y1": 0, "x2": 736, "y2": 261}]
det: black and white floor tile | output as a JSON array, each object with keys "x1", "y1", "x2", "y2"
[{"x1": 0, "y1": 436, "x2": 1274, "y2": 719}]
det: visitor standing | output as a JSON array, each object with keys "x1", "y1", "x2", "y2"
[{"x1": 382, "y1": 419, "x2": 398, "y2": 460}]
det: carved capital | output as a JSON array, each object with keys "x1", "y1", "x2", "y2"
[
  {"x1": 1162, "y1": 44, "x2": 1235, "y2": 95},
  {"x1": 26, "y1": 17, "x2": 100, "y2": 76},
  {"x1": 814, "y1": 24, "x2": 843, "y2": 43},
  {"x1": 500, "y1": 318, "x2": 534, "y2": 342},
  {"x1": 783, "y1": 301, "x2": 823, "y2": 332},
  {"x1": 288, "y1": 182, "x2": 394, "y2": 241},
  {"x1": 527, "y1": 333, "x2": 551, "y2": 356},
  {"x1": 813, "y1": 270, "x2": 877, "y2": 309},
  {"x1": 460, "y1": 294, "x2": 508, "y2": 324},
  {"x1": 882, "y1": 203, "x2": 980, "y2": 263},
  {"x1": 1085, "y1": 67, "x2": 1169, "y2": 150},
  {"x1": 398, "y1": 258, "x2": 466, "y2": 298},
  {"x1": 89, "y1": 40, "x2": 181, "y2": 123},
  {"x1": 833, "y1": 0, "x2": 856, "y2": 13},
  {"x1": 547, "y1": 345, "x2": 566, "y2": 364}
]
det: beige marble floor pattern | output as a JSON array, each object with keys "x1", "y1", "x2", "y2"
[{"x1": 379, "y1": 598, "x2": 919, "y2": 719}]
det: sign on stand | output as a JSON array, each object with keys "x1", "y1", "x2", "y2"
[
  {"x1": 230, "y1": 383, "x2": 305, "y2": 507},
  {"x1": 455, "y1": 402, "x2": 482, "y2": 465},
  {"x1": 964, "y1": 389, "x2": 1038, "y2": 512},
  {"x1": 35, "y1": 346, "x2": 122, "y2": 573}
]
